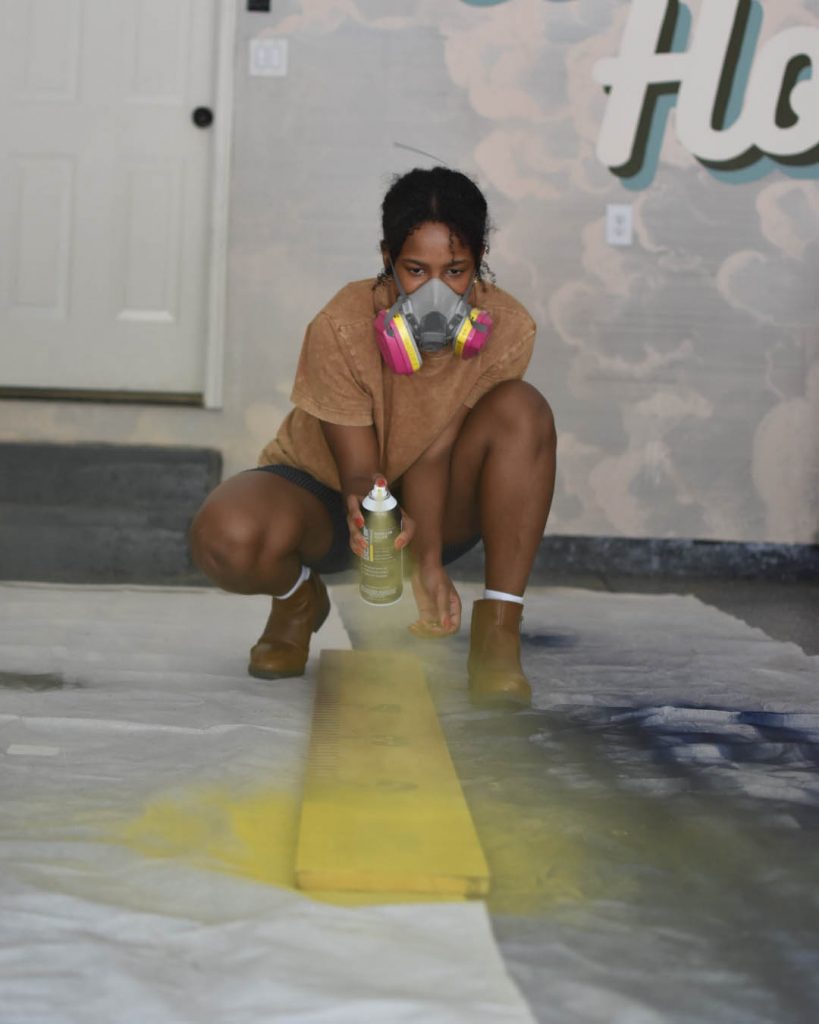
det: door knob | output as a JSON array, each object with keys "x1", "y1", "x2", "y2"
[{"x1": 192, "y1": 107, "x2": 213, "y2": 128}]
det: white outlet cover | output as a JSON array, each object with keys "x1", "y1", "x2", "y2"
[
  {"x1": 249, "y1": 37, "x2": 288, "y2": 77},
  {"x1": 606, "y1": 203, "x2": 633, "y2": 246}
]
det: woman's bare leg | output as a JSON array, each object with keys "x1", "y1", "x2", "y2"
[
  {"x1": 189, "y1": 471, "x2": 339, "y2": 679},
  {"x1": 444, "y1": 380, "x2": 557, "y2": 594},
  {"x1": 189, "y1": 471, "x2": 336, "y2": 595},
  {"x1": 442, "y1": 380, "x2": 556, "y2": 708}
]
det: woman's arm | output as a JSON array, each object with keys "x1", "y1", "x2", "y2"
[
  {"x1": 320, "y1": 422, "x2": 380, "y2": 502},
  {"x1": 320, "y1": 421, "x2": 413, "y2": 557},
  {"x1": 400, "y1": 406, "x2": 468, "y2": 564},
  {"x1": 399, "y1": 406, "x2": 470, "y2": 635}
]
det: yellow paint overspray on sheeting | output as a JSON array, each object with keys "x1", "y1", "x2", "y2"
[
  {"x1": 114, "y1": 779, "x2": 606, "y2": 911},
  {"x1": 118, "y1": 786, "x2": 299, "y2": 890},
  {"x1": 115, "y1": 784, "x2": 469, "y2": 906},
  {"x1": 108, "y1": 649, "x2": 628, "y2": 912},
  {"x1": 31, "y1": 770, "x2": 765, "y2": 917}
]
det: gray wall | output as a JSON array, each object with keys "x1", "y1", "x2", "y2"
[{"x1": 2, "y1": 0, "x2": 818, "y2": 544}]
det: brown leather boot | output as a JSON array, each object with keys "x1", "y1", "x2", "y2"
[
  {"x1": 248, "y1": 572, "x2": 330, "y2": 680},
  {"x1": 467, "y1": 599, "x2": 532, "y2": 709}
]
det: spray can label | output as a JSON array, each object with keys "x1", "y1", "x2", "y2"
[{"x1": 359, "y1": 480, "x2": 403, "y2": 605}]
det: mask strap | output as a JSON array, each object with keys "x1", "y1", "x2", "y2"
[{"x1": 389, "y1": 260, "x2": 409, "y2": 301}]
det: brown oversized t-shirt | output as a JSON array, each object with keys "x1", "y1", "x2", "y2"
[{"x1": 258, "y1": 277, "x2": 536, "y2": 490}]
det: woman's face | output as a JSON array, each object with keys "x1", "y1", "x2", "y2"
[{"x1": 388, "y1": 221, "x2": 477, "y2": 296}]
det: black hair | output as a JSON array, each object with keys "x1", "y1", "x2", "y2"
[{"x1": 379, "y1": 167, "x2": 492, "y2": 280}]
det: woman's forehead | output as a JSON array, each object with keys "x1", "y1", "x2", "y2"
[{"x1": 399, "y1": 222, "x2": 472, "y2": 260}]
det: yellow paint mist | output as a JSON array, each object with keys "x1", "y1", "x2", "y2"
[
  {"x1": 115, "y1": 784, "x2": 470, "y2": 907},
  {"x1": 113, "y1": 780, "x2": 607, "y2": 912},
  {"x1": 117, "y1": 785, "x2": 298, "y2": 889}
]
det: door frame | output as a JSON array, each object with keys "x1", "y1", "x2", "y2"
[{"x1": 203, "y1": 0, "x2": 238, "y2": 409}]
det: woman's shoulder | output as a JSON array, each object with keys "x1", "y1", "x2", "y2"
[
  {"x1": 477, "y1": 281, "x2": 536, "y2": 334},
  {"x1": 316, "y1": 279, "x2": 382, "y2": 329}
]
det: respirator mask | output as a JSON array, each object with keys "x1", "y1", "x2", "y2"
[{"x1": 373, "y1": 268, "x2": 493, "y2": 375}]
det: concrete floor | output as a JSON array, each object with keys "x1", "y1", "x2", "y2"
[
  {"x1": 537, "y1": 573, "x2": 819, "y2": 656},
  {"x1": 334, "y1": 563, "x2": 819, "y2": 653}
]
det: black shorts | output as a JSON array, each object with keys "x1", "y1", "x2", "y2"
[{"x1": 252, "y1": 464, "x2": 481, "y2": 575}]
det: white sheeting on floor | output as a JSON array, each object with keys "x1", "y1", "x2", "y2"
[
  {"x1": 516, "y1": 585, "x2": 819, "y2": 714},
  {"x1": 0, "y1": 583, "x2": 536, "y2": 1024},
  {"x1": 3, "y1": 581, "x2": 818, "y2": 1024}
]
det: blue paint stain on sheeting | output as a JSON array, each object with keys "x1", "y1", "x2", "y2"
[
  {"x1": 608, "y1": 705, "x2": 819, "y2": 764},
  {"x1": 522, "y1": 631, "x2": 578, "y2": 649},
  {"x1": 533, "y1": 703, "x2": 819, "y2": 810}
]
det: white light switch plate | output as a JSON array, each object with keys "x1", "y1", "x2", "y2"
[
  {"x1": 249, "y1": 37, "x2": 288, "y2": 77},
  {"x1": 606, "y1": 203, "x2": 633, "y2": 246}
]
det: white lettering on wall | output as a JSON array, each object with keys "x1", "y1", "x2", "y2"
[{"x1": 593, "y1": 0, "x2": 819, "y2": 175}]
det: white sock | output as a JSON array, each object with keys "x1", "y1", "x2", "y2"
[
  {"x1": 275, "y1": 565, "x2": 311, "y2": 600},
  {"x1": 483, "y1": 588, "x2": 524, "y2": 605}
]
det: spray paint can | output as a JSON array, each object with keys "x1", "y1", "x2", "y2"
[{"x1": 359, "y1": 477, "x2": 403, "y2": 605}]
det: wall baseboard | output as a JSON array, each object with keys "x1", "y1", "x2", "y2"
[
  {"x1": 1, "y1": 440, "x2": 816, "y2": 585},
  {"x1": 454, "y1": 535, "x2": 819, "y2": 583},
  {"x1": 0, "y1": 442, "x2": 221, "y2": 584}
]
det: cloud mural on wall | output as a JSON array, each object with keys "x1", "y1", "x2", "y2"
[
  {"x1": 544, "y1": 159, "x2": 817, "y2": 541},
  {"x1": 453, "y1": 0, "x2": 817, "y2": 541},
  {"x1": 724, "y1": 179, "x2": 819, "y2": 541},
  {"x1": 463, "y1": 0, "x2": 819, "y2": 186},
  {"x1": 753, "y1": 362, "x2": 819, "y2": 543},
  {"x1": 248, "y1": 0, "x2": 818, "y2": 542}
]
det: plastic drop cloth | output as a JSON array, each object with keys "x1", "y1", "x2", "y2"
[
  {"x1": 3, "y1": 580, "x2": 819, "y2": 1024},
  {"x1": 0, "y1": 583, "x2": 536, "y2": 1024},
  {"x1": 337, "y1": 581, "x2": 819, "y2": 1023}
]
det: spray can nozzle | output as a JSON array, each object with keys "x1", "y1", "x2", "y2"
[{"x1": 369, "y1": 476, "x2": 390, "y2": 502}]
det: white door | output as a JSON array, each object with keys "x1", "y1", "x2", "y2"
[{"x1": 0, "y1": 0, "x2": 220, "y2": 398}]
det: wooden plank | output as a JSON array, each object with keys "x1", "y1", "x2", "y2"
[{"x1": 295, "y1": 649, "x2": 490, "y2": 897}]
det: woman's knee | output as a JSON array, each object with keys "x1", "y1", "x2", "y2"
[
  {"x1": 476, "y1": 380, "x2": 556, "y2": 449},
  {"x1": 189, "y1": 498, "x2": 268, "y2": 587}
]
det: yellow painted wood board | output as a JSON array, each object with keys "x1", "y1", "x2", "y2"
[{"x1": 295, "y1": 649, "x2": 490, "y2": 897}]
